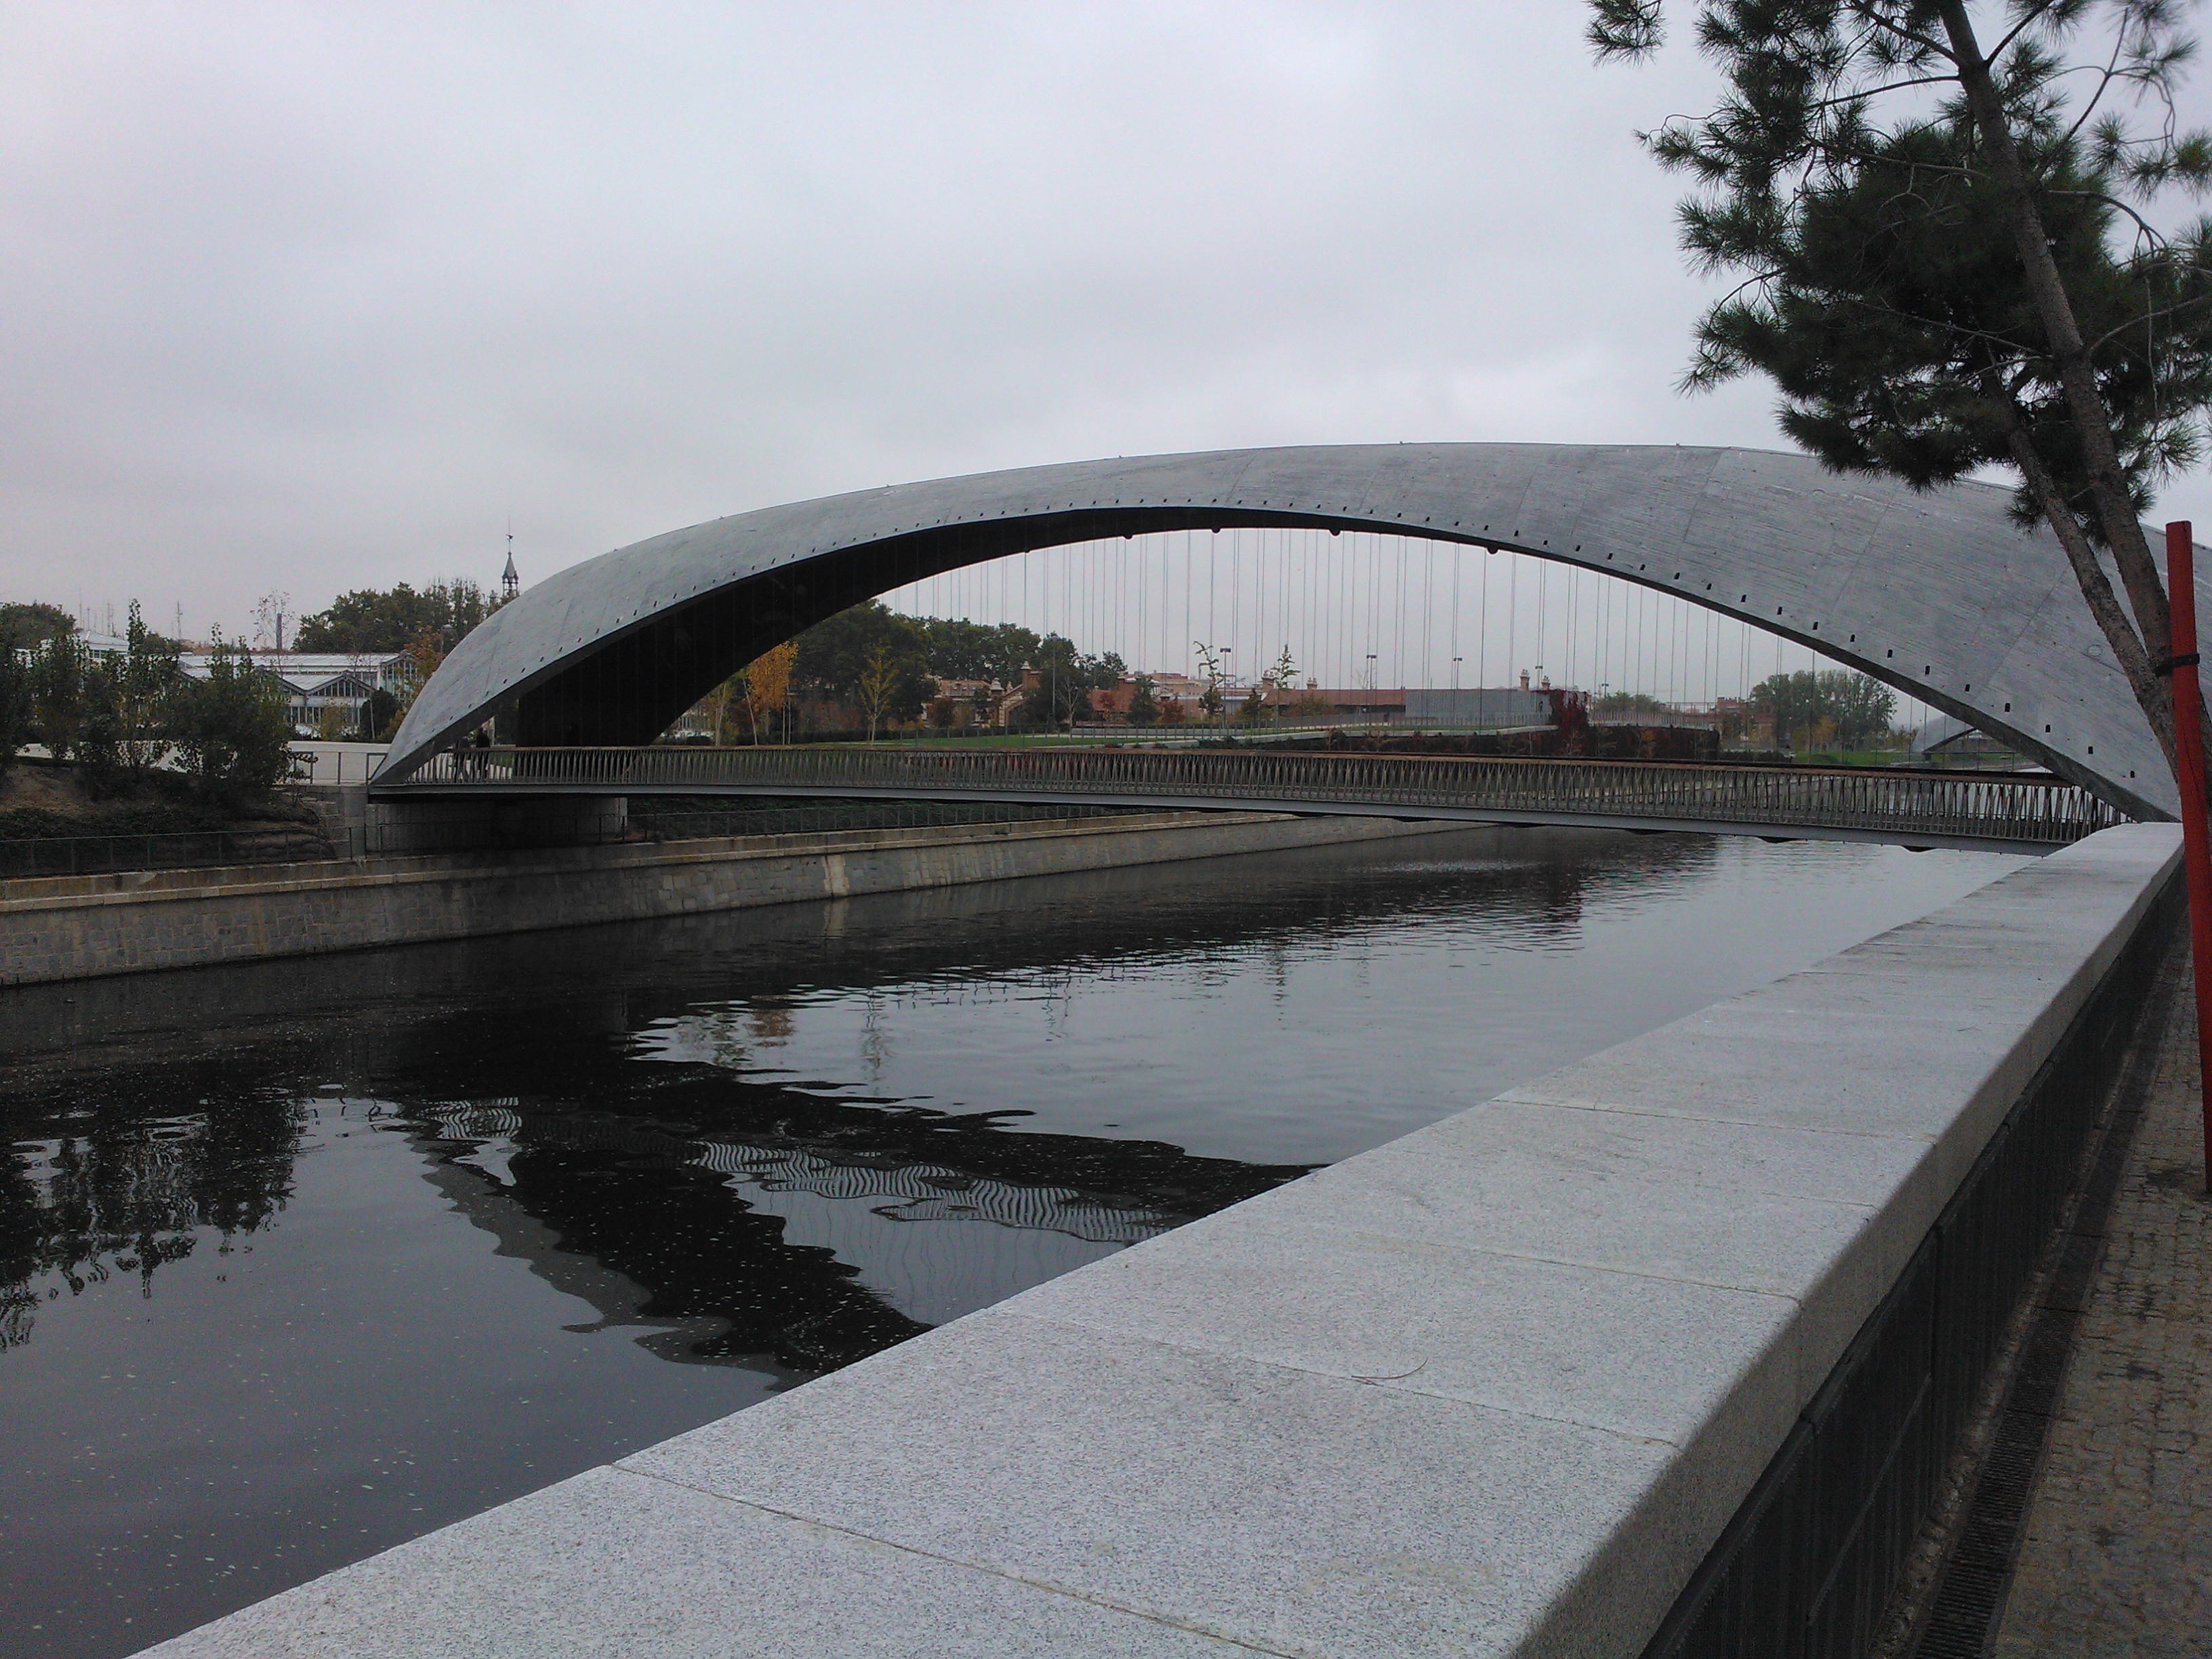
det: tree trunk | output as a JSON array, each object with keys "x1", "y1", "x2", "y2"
[
  {"x1": 1999, "y1": 396, "x2": 2178, "y2": 769},
  {"x1": 1938, "y1": 5, "x2": 2171, "y2": 649}
]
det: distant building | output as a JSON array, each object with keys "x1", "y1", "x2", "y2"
[
  {"x1": 1142, "y1": 672, "x2": 1210, "y2": 703},
  {"x1": 8, "y1": 635, "x2": 415, "y2": 736},
  {"x1": 1074, "y1": 678, "x2": 1566, "y2": 727},
  {"x1": 177, "y1": 651, "x2": 414, "y2": 734},
  {"x1": 918, "y1": 678, "x2": 989, "y2": 729},
  {"x1": 1912, "y1": 714, "x2": 2020, "y2": 762},
  {"x1": 1401, "y1": 687, "x2": 1559, "y2": 726}
]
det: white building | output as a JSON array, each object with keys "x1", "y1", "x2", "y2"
[{"x1": 177, "y1": 651, "x2": 415, "y2": 733}]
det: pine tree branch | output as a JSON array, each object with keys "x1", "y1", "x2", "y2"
[
  {"x1": 1803, "y1": 73, "x2": 1962, "y2": 111},
  {"x1": 2043, "y1": 184, "x2": 2172, "y2": 245},
  {"x1": 1854, "y1": 7, "x2": 1963, "y2": 69},
  {"x1": 2055, "y1": 16, "x2": 2141, "y2": 150},
  {"x1": 2083, "y1": 287, "x2": 2212, "y2": 356},
  {"x1": 1980, "y1": 0, "x2": 2064, "y2": 70}
]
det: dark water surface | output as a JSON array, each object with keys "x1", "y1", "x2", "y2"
[{"x1": 0, "y1": 826, "x2": 2024, "y2": 1657}]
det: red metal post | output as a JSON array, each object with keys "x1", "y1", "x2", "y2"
[{"x1": 2163, "y1": 522, "x2": 2212, "y2": 1191}]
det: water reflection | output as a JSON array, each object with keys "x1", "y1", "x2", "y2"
[
  {"x1": 0, "y1": 1060, "x2": 1293, "y2": 1372},
  {"x1": 1, "y1": 1075, "x2": 306, "y2": 1353},
  {"x1": 413, "y1": 1089, "x2": 1285, "y2": 1370},
  {"x1": 0, "y1": 824, "x2": 1717, "y2": 1081}
]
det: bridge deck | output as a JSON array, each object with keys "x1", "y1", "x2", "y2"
[{"x1": 374, "y1": 745, "x2": 2129, "y2": 855}]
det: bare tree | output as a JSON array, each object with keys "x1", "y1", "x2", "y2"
[
  {"x1": 252, "y1": 591, "x2": 293, "y2": 655},
  {"x1": 858, "y1": 644, "x2": 901, "y2": 743}
]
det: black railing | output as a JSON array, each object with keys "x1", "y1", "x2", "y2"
[
  {"x1": 636, "y1": 801, "x2": 1125, "y2": 841},
  {"x1": 382, "y1": 745, "x2": 2128, "y2": 849},
  {"x1": 0, "y1": 827, "x2": 346, "y2": 880}
]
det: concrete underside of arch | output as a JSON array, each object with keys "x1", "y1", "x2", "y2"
[{"x1": 381, "y1": 444, "x2": 2194, "y2": 821}]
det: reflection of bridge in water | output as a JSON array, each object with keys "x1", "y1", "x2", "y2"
[
  {"x1": 432, "y1": 1101, "x2": 1175, "y2": 1248},
  {"x1": 382, "y1": 742, "x2": 2123, "y2": 854},
  {"x1": 422, "y1": 1099, "x2": 1204, "y2": 1361}
]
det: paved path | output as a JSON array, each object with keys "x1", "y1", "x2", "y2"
[{"x1": 1992, "y1": 975, "x2": 2212, "y2": 1655}]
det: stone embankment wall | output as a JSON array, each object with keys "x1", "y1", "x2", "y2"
[
  {"x1": 0, "y1": 811, "x2": 1456, "y2": 987},
  {"x1": 131, "y1": 823, "x2": 2184, "y2": 1659}
]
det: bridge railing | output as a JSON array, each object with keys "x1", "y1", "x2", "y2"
[{"x1": 384, "y1": 744, "x2": 2128, "y2": 847}]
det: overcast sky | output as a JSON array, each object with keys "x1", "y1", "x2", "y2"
[{"x1": 7, "y1": 1, "x2": 2212, "y2": 642}]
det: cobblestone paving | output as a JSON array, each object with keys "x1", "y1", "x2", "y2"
[{"x1": 1992, "y1": 987, "x2": 2212, "y2": 1657}]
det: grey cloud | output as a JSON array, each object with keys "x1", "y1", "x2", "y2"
[{"x1": 4, "y1": 2, "x2": 2201, "y2": 632}]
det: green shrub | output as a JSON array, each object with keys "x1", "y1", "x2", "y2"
[
  {"x1": 0, "y1": 641, "x2": 28, "y2": 775},
  {"x1": 173, "y1": 636, "x2": 292, "y2": 797},
  {"x1": 28, "y1": 634, "x2": 91, "y2": 761}
]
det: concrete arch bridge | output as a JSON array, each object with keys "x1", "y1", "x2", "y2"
[{"x1": 374, "y1": 444, "x2": 2194, "y2": 853}]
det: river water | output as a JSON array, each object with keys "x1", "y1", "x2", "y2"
[{"x1": 0, "y1": 825, "x2": 2024, "y2": 1657}]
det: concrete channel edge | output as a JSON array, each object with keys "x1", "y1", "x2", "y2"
[{"x1": 0, "y1": 811, "x2": 1460, "y2": 987}]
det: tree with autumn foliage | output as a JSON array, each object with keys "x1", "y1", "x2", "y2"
[{"x1": 742, "y1": 641, "x2": 796, "y2": 744}]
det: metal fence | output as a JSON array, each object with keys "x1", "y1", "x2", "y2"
[
  {"x1": 0, "y1": 826, "x2": 345, "y2": 880},
  {"x1": 636, "y1": 800, "x2": 1124, "y2": 842},
  {"x1": 384, "y1": 744, "x2": 2128, "y2": 850},
  {"x1": 287, "y1": 746, "x2": 388, "y2": 787}
]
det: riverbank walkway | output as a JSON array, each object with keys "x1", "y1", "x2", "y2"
[{"x1": 1989, "y1": 965, "x2": 2212, "y2": 1654}]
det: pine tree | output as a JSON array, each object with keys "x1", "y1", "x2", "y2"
[{"x1": 1591, "y1": 0, "x2": 2212, "y2": 790}]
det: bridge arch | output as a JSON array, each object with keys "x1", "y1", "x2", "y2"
[{"x1": 379, "y1": 443, "x2": 2193, "y2": 820}]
